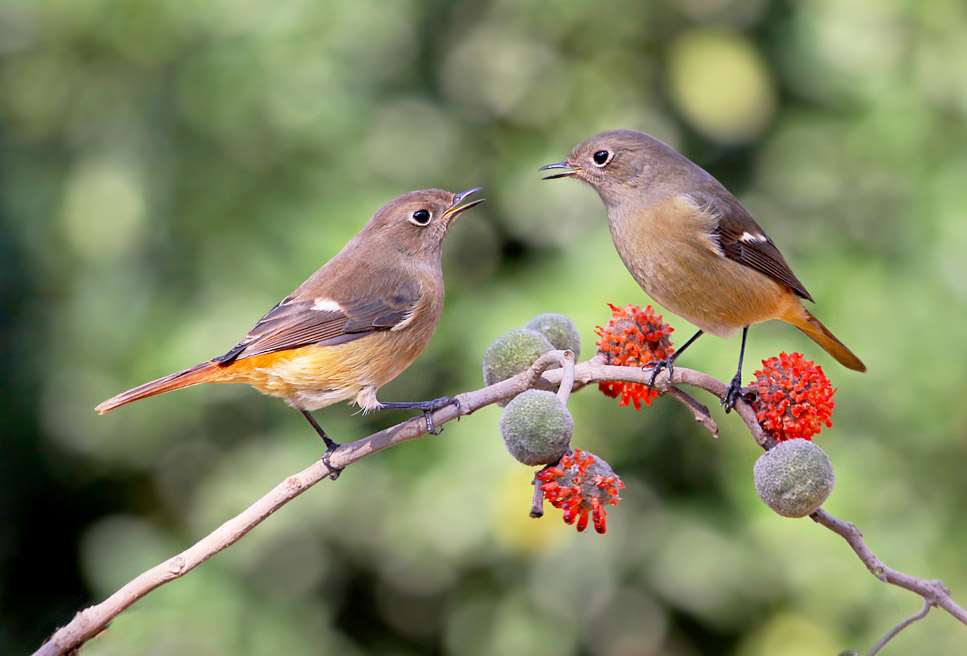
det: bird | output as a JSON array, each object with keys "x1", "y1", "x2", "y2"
[
  {"x1": 96, "y1": 188, "x2": 484, "y2": 472},
  {"x1": 540, "y1": 130, "x2": 864, "y2": 410}
]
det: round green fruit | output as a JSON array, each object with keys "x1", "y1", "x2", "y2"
[
  {"x1": 754, "y1": 439, "x2": 835, "y2": 518},
  {"x1": 499, "y1": 389, "x2": 573, "y2": 466},
  {"x1": 482, "y1": 328, "x2": 554, "y2": 395},
  {"x1": 524, "y1": 313, "x2": 581, "y2": 359}
]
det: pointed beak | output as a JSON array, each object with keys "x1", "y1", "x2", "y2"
[
  {"x1": 444, "y1": 187, "x2": 485, "y2": 218},
  {"x1": 538, "y1": 161, "x2": 578, "y2": 180}
]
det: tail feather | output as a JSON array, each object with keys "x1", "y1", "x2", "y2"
[
  {"x1": 96, "y1": 362, "x2": 220, "y2": 414},
  {"x1": 785, "y1": 306, "x2": 866, "y2": 372}
]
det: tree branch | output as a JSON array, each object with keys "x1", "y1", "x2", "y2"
[
  {"x1": 35, "y1": 354, "x2": 965, "y2": 655},
  {"x1": 812, "y1": 510, "x2": 967, "y2": 625},
  {"x1": 35, "y1": 350, "x2": 570, "y2": 656},
  {"x1": 867, "y1": 599, "x2": 932, "y2": 656},
  {"x1": 665, "y1": 387, "x2": 719, "y2": 438}
]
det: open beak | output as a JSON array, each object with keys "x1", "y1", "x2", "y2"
[
  {"x1": 538, "y1": 161, "x2": 578, "y2": 180},
  {"x1": 444, "y1": 187, "x2": 485, "y2": 218}
]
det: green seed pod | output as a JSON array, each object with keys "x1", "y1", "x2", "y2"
[
  {"x1": 524, "y1": 313, "x2": 581, "y2": 359},
  {"x1": 482, "y1": 328, "x2": 554, "y2": 398},
  {"x1": 499, "y1": 389, "x2": 573, "y2": 466},
  {"x1": 754, "y1": 439, "x2": 835, "y2": 518}
]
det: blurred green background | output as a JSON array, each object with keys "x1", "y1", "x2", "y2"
[{"x1": 2, "y1": 0, "x2": 966, "y2": 654}]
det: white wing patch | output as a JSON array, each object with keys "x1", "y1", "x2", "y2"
[
  {"x1": 740, "y1": 231, "x2": 767, "y2": 243},
  {"x1": 312, "y1": 298, "x2": 344, "y2": 313}
]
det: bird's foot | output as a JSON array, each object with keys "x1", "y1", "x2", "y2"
[
  {"x1": 380, "y1": 397, "x2": 462, "y2": 435},
  {"x1": 721, "y1": 373, "x2": 750, "y2": 414},
  {"x1": 320, "y1": 436, "x2": 343, "y2": 481},
  {"x1": 301, "y1": 409, "x2": 343, "y2": 480},
  {"x1": 420, "y1": 396, "x2": 462, "y2": 435},
  {"x1": 643, "y1": 358, "x2": 674, "y2": 390}
]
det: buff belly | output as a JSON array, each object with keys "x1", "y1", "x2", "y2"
[
  {"x1": 210, "y1": 331, "x2": 428, "y2": 412},
  {"x1": 628, "y1": 244, "x2": 794, "y2": 338},
  {"x1": 609, "y1": 200, "x2": 794, "y2": 339}
]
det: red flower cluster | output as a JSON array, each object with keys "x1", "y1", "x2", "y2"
[
  {"x1": 751, "y1": 352, "x2": 836, "y2": 441},
  {"x1": 536, "y1": 449, "x2": 625, "y2": 534},
  {"x1": 594, "y1": 303, "x2": 675, "y2": 408}
]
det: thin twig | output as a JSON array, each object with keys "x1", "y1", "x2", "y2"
[
  {"x1": 867, "y1": 600, "x2": 932, "y2": 656},
  {"x1": 542, "y1": 362, "x2": 771, "y2": 447},
  {"x1": 664, "y1": 387, "x2": 719, "y2": 438},
  {"x1": 35, "y1": 355, "x2": 965, "y2": 655},
  {"x1": 554, "y1": 350, "x2": 576, "y2": 406},
  {"x1": 530, "y1": 472, "x2": 545, "y2": 518},
  {"x1": 811, "y1": 509, "x2": 967, "y2": 625}
]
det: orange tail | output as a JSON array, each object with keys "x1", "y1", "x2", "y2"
[
  {"x1": 96, "y1": 362, "x2": 222, "y2": 414},
  {"x1": 784, "y1": 305, "x2": 866, "y2": 372}
]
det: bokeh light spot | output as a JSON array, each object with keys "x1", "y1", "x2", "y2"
[{"x1": 667, "y1": 29, "x2": 777, "y2": 143}]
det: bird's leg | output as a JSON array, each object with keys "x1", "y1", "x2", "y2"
[
  {"x1": 722, "y1": 326, "x2": 750, "y2": 413},
  {"x1": 378, "y1": 397, "x2": 463, "y2": 436},
  {"x1": 300, "y1": 409, "x2": 343, "y2": 480},
  {"x1": 644, "y1": 329, "x2": 704, "y2": 389}
]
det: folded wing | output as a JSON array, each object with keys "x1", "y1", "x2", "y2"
[
  {"x1": 687, "y1": 190, "x2": 813, "y2": 302},
  {"x1": 213, "y1": 278, "x2": 423, "y2": 364}
]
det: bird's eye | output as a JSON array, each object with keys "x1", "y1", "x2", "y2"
[
  {"x1": 410, "y1": 209, "x2": 431, "y2": 226},
  {"x1": 592, "y1": 150, "x2": 612, "y2": 167}
]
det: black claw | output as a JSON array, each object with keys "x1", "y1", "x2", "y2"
[
  {"x1": 424, "y1": 396, "x2": 461, "y2": 435},
  {"x1": 381, "y1": 396, "x2": 461, "y2": 435},
  {"x1": 641, "y1": 329, "x2": 703, "y2": 390},
  {"x1": 722, "y1": 326, "x2": 751, "y2": 414},
  {"x1": 428, "y1": 395, "x2": 461, "y2": 413},
  {"x1": 449, "y1": 397, "x2": 463, "y2": 416},
  {"x1": 301, "y1": 409, "x2": 343, "y2": 480},
  {"x1": 424, "y1": 410, "x2": 441, "y2": 436},
  {"x1": 321, "y1": 443, "x2": 343, "y2": 481},
  {"x1": 643, "y1": 358, "x2": 674, "y2": 390},
  {"x1": 721, "y1": 374, "x2": 748, "y2": 413}
]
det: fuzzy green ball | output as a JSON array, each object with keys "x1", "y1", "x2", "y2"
[
  {"x1": 524, "y1": 313, "x2": 581, "y2": 359},
  {"x1": 754, "y1": 439, "x2": 835, "y2": 518},
  {"x1": 482, "y1": 328, "x2": 554, "y2": 396},
  {"x1": 499, "y1": 389, "x2": 573, "y2": 466}
]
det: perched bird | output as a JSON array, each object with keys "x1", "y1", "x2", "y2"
[
  {"x1": 540, "y1": 130, "x2": 864, "y2": 410},
  {"x1": 96, "y1": 188, "x2": 484, "y2": 470}
]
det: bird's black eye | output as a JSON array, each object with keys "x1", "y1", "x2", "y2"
[
  {"x1": 592, "y1": 150, "x2": 612, "y2": 166},
  {"x1": 410, "y1": 209, "x2": 431, "y2": 226}
]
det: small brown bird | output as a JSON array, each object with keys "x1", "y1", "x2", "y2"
[
  {"x1": 541, "y1": 130, "x2": 864, "y2": 410},
  {"x1": 96, "y1": 188, "x2": 484, "y2": 469}
]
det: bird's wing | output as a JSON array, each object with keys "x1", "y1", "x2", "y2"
[
  {"x1": 686, "y1": 190, "x2": 813, "y2": 301},
  {"x1": 212, "y1": 278, "x2": 423, "y2": 364}
]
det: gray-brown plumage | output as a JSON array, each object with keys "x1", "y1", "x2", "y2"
[
  {"x1": 541, "y1": 130, "x2": 864, "y2": 408},
  {"x1": 96, "y1": 188, "x2": 483, "y2": 458}
]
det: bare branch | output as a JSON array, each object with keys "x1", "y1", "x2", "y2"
[
  {"x1": 811, "y1": 510, "x2": 967, "y2": 625},
  {"x1": 36, "y1": 351, "x2": 574, "y2": 656},
  {"x1": 35, "y1": 354, "x2": 965, "y2": 655},
  {"x1": 543, "y1": 362, "x2": 772, "y2": 447},
  {"x1": 553, "y1": 349, "x2": 576, "y2": 406},
  {"x1": 867, "y1": 600, "x2": 932, "y2": 656},
  {"x1": 662, "y1": 388, "x2": 718, "y2": 438},
  {"x1": 530, "y1": 472, "x2": 546, "y2": 518}
]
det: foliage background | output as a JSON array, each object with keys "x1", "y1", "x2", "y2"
[{"x1": 2, "y1": 0, "x2": 966, "y2": 654}]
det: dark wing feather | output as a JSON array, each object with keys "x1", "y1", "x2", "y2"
[
  {"x1": 689, "y1": 191, "x2": 813, "y2": 301},
  {"x1": 213, "y1": 278, "x2": 423, "y2": 364}
]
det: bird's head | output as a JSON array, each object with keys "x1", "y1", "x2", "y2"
[
  {"x1": 540, "y1": 130, "x2": 689, "y2": 208},
  {"x1": 364, "y1": 187, "x2": 484, "y2": 258}
]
